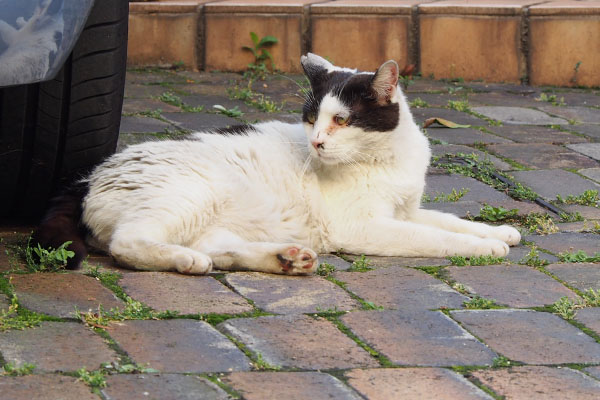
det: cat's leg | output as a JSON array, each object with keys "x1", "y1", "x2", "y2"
[
  {"x1": 338, "y1": 218, "x2": 509, "y2": 258},
  {"x1": 108, "y1": 223, "x2": 213, "y2": 275},
  {"x1": 192, "y1": 229, "x2": 318, "y2": 275},
  {"x1": 410, "y1": 209, "x2": 521, "y2": 245}
]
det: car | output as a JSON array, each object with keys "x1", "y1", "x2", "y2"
[{"x1": 0, "y1": 0, "x2": 128, "y2": 218}]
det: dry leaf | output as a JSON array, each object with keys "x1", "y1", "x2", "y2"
[{"x1": 423, "y1": 117, "x2": 471, "y2": 129}]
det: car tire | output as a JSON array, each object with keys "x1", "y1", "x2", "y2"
[{"x1": 0, "y1": 0, "x2": 128, "y2": 219}]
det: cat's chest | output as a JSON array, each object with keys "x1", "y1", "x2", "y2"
[{"x1": 317, "y1": 167, "x2": 422, "y2": 215}]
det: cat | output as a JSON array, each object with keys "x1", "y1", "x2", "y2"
[{"x1": 34, "y1": 53, "x2": 521, "y2": 275}]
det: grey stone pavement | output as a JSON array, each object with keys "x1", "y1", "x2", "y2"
[{"x1": 1, "y1": 69, "x2": 600, "y2": 399}]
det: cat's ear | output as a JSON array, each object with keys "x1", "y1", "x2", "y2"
[
  {"x1": 301, "y1": 53, "x2": 333, "y2": 86},
  {"x1": 371, "y1": 60, "x2": 399, "y2": 104}
]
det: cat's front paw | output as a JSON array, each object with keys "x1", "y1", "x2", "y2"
[
  {"x1": 276, "y1": 246, "x2": 318, "y2": 275},
  {"x1": 474, "y1": 238, "x2": 509, "y2": 257},
  {"x1": 174, "y1": 251, "x2": 213, "y2": 275},
  {"x1": 493, "y1": 225, "x2": 521, "y2": 246}
]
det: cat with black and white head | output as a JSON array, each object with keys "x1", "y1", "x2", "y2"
[{"x1": 35, "y1": 53, "x2": 521, "y2": 275}]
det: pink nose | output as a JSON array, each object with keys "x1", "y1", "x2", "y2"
[{"x1": 311, "y1": 139, "x2": 324, "y2": 150}]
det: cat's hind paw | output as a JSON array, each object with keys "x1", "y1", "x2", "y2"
[
  {"x1": 474, "y1": 238, "x2": 509, "y2": 258},
  {"x1": 276, "y1": 245, "x2": 318, "y2": 275},
  {"x1": 494, "y1": 225, "x2": 521, "y2": 246},
  {"x1": 174, "y1": 251, "x2": 213, "y2": 275}
]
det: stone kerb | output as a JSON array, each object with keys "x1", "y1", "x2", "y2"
[{"x1": 127, "y1": 0, "x2": 600, "y2": 86}]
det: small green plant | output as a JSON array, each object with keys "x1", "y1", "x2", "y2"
[
  {"x1": 558, "y1": 250, "x2": 600, "y2": 263},
  {"x1": 478, "y1": 205, "x2": 518, "y2": 222},
  {"x1": 559, "y1": 211, "x2": 584, "y2": 223},
  {"x1": 23, "y1": 240, "x2": 74, "y2": 273},
  {"x1": 316, "y1": 262, "x2": 336, "y2": 277},
  {"x1": 213, "y1": 105, "x2": 244, "y2": 118},
  {"x1": 556, "y1": 190, "x2": 599, "y2": 207},
  {"x1": 452, "y1": 282, "x2": 469, "y2": 295},
  {"x1": 552, "y1": 296, "x2": 577, "y2": 320},
  {"x1": 253, "y1": 352, "x2": 281, "y2": 371},
  {"x1": 157, "y1": 92, "x2": 203, "y2": 112},
  {"x1": 348, "y1": 255, "x2": 373, "y2": 272},
  {"x1": 433, "y1": 188, "x2": 470, "y2": 203},
  {"x1": 362, "y1": 301, "x2": 384, "y2": 311},
  {"x1": 0, "y1": 293, "x2": 42, "y2": 331},
  {"x1": 421, "y1": 193, "x2": 432, "y2": 203},
  {"x1": 432, "y1": 153, "x2": 537, "y2": 202},
  {"x1": 242, "y1": 32, "x2": 278, "y2": 80},
  {"x1": 447, "y1": 100, "x2": 470, "y2": 112},
  {"x1": 78, "y1": 295, "x2": 178, "y2": 328},
  {"x1": 2, "y1": 362, "x2": 36, "y2": 376},
  {"x1": 409, "y1": 98, "x2": 429, "y2": 108},
  {"x1": 463, "y1": 295, "x2": 498, "y2": 309},
  {"x1": 449, "y1": 255, "x2": 505, "y2": 266},
  {"x1": 76, "y1": 367, "x2": 107, "y2": 388},
  {"x1": 518, "y1": 246, "x2": 548, "y2": 267},
  {"x1": 492, "y1": 356, "x2": 512, "y2": 368},
  {"x1": 535, "y1": 93, "x2": 565, "y2": 106},
  {"x1": 158, "y1": 91, "x2": 183, "y2": 107},
  {"x1": 101, "y1": 361, "x2": 158, "y2": 374},
  {"x1": 581, "y1": 288, "x2": 600, "y2": 306},
  {"x1": 521, "y1": 213, "x2": 559, "y2": 235}
]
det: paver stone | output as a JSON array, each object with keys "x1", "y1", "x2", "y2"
[
  {"x1": 0, "y1": 374, "x2": 97, "y2": 400},
  {"x1": 162, "y1": 112, "x2": 238, "y2": 131},
  {"x1": 487, "y1": 143, "x2": 598, "y2": 169},
  {"x1": 0, "y1": 321, "x2": 118, "y2": 372},
  {"x1": 224, "y1": 272, "x2": 358, "y2": 314},
  {"x1": 537, "y1": 106, "x2": 600, "y2": 124},
  {"x1": 473, "y1": 366, "x2": 600, "y2": 400},
  {"x1": 546, "y1": 263, "x2": 600, "y2": 291},
  {"x1": 578, "y1": 167, "x2": 600, "y2": 183},
  {"x1": 108, "y1": 319, "x2": 251, "y2": 373},
  {"x1": 567, "y1": 143, "x2": 600, "y2": 162},
  {"x1": 431, "y1": 144, "x2": 512, "y2": 171},
  {"x1": 575, "y1": 308, "x2": 600, "y2": 335},
  {"x1": 318, "y1": 254, "x2": 352, "y2": 271},
  {"x1": 447, "y1": 264, "x2": 578, "y2": 307},
  {"x1": 218, "y1": 315, "x2": 378, "y2": 370},
  {"x1": 510, "y1": 169, "x2": 600, "y2": 200},
  {"x1": 119, "y1": 272, "x2": 253, "y2": 314},
  {"x1": 102, "y1": 374, "x2": 230, "y2": 400},
  {"x1": 343, "y1": 254, "x2": 450, "y2": 268},
  {"x1": 451, "y1": 309, "x2": 600, "y2": 364},
  {"x1": 471, "y1": 106, "x2": 567, "y2": 125},
  {"x1": 425, "y1": 127, "x2": 511, "y2": 145},
  {"x1": 413, "y1": 108, "x2": 487, "y2": 126},
  {"x1": 9, "y1": 273, "x2": 123, "y2": 318},
  {"x1": 334, "y1": 267, "x2": 468, "y2": 310},
  {"x1": 341, "y1": 310, "x2": 497, "y2": 366},
  {"x1": 119, "y1": 115, "x2": 175, "y2": 134},
  {"x1": 524, "y1": 232, "x2": 600, "y2": 255},
  {"x1": 488, "y1": 125, "x2": 587, "y2": 144},
  {"x1": 223, "y1": 371, "x2": 362, "y2": 400},
  {"x1": 346, "y1": 368, "x2": 493, "y2": 400},
  {"x1": 584, "y1": 366, "x2": 600, "y2": 380}
]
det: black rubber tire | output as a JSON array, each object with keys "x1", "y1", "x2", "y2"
[{"x1": 0, "y1": 0, "x2": 128, "y2": 219}]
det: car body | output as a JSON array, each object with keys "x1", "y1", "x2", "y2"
[{"x1": 0, "y1": 0, "x2": 95, "y2": 86}]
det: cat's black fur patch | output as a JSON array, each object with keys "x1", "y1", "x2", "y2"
[
  {"x1": 31, "y1": 182, "x2": 90, "y2": 270},
  {"x1": 303, "y1": 70, "x2": 399, "y2": 132},
  {"x1": 213, "y1": 125, "x2": 257, "y2": 136}
]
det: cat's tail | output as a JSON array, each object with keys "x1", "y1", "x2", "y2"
[{"x1": 31, "y1": 181, "x2": 89, "y2": 269}]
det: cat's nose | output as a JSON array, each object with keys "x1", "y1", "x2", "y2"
[{"x1": 311, "y1": 139, "x2": 324, "y2": 150}]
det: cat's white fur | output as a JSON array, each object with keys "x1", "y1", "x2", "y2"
[{"x1": 82, "y1": 54, "x2": 520, "y2": 275}]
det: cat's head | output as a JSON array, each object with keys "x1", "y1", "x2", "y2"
[{"x1": 300, "y1": 53, "x2": 402, "y2": 166}]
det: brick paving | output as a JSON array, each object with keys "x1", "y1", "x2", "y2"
[{"x1": 1, "y1": 69, "x2": 600, "y2": 398}]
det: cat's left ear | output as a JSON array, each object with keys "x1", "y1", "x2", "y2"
[{"x1": 371, "y1": 60, "x2": 399, "y2": 104}]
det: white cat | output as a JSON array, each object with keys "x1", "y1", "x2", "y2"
[{"x1": 38, "y1": 53, "x2": 521, "y2": 275}]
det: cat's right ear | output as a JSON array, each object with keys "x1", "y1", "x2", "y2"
[{"x1": 301, "y1": 53, "x2": 333, "y2": 86}]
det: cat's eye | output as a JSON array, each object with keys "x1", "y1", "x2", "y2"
[
  {"x1": 334, "y1": 115, "x2": 349, "y2": 126},
  {"x1": 306, "y1": 113, "x2": 316, "y2": 124}
]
